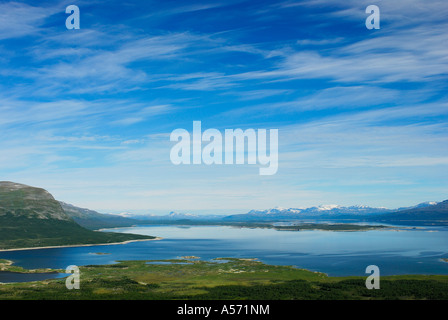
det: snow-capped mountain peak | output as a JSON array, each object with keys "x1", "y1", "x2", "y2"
[
  {"x1": 317, "y1": 204, "x2": 341, "y2": 211},
  {"x1": 114, "y1": 212, "x2": 137, "y2": 218},
  {"x1": 245, "y1": 204, "x2": 394, "y2": 218},
  {"x1": 168, "y1": 211, "x2": 197, "y2": 218}
]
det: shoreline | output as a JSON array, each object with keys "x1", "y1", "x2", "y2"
[{"x1": 0, "y1": 237, "x2": 163, "y2": 253}]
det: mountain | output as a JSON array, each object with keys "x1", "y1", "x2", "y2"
[
  {"x1": 112, "y1": 211, "x2": 224, "y2": 221},
  {"x1": 223, "y1": 205, "x2": 393, "y2": 221},
  {"x1": 0, "y1": 181, "x2": 72, "y2": 221},
  {"x1": 0, "y1": 181, "x2": 154, "y2": 250},
  {"x1": 396, "y1": 201, "x2": 439, "y2": 211},
  {"x1": 162, "y1": 211, "x2": 223, "y2": 220},
  {"x1": 222, "y1": 201, "x2": 444, "y2": 222},
  {"x1": 60, "y1": 202, "x2": 141, "y2": 230},
  {"x1": 103, "y1": 201, "x2": 445, "y2": 225},
  {"x1": 370, "y1": 200, "x2": 448, "y2": 224}
]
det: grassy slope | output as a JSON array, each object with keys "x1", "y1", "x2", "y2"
[
  {"x1": 0, "y1": 214, "x2": 154, "y2": 250},
  {"x1": 0, "y1": 258, "x2": 447, "y2": 300}
]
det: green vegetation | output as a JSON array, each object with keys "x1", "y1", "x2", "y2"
[
  {"x1": 0, "y1": 215, "x2": 155, "y2": 250},
  {"x1": 0, "y1": 181, "x2": 70, "y2": 221},
  {"x1": 1, "y1": 258, "x2": 447, "y2": 300}
]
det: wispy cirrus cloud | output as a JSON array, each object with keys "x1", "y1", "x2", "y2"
[
  {"x1": 231, "y1": 27, "x2": 448, "y2": 85},
  {"x1": 1, "y1": 0, "x2": 447, "y2": 211},
  {"x1": 111, "y1": 104, "x2": 174, "y2": 126},
  {"x1": 0, "y1": 1, "x2": 60, "y2": 40},
  {"x1": 278, "y1": 102, "x2": 448, "y2": 169}
]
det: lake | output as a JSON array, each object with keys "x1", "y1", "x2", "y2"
[{"x1": 0, "y1": 224, "x2": 447, "y2": 283}]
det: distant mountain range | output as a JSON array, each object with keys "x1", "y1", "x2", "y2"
[
  {"x1": 222, "y1": 202, "x2": 443, "y2": 222},
  {"x1": 223, "y1": 205, "x2": 391, "y2": 221},
  {"x1": 58, "y1": 197, "x2": 448, "y2": 226},
  {"x1": 114, "y1": 211, "x2": 224, "y2": 221},
  {"x1": 59, "y1": 202, "x2": 143, "y2": 229},
  {"x1": 112, "y1": 201, "x2": 446, "y2": 224}
]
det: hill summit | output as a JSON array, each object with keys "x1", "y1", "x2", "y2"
[{"x1": 0, "y1": 181, "x2": 71, "y2": 221}]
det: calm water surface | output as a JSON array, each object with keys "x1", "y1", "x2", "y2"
[{"x1": 0, "y1": 224, "x2": 447, "y2": 282}]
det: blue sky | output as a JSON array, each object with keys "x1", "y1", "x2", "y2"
[{"x1": 1, "y1": 0, "x2": 447, "y2": 214}]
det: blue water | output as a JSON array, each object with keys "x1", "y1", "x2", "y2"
[
  {"x1": 0, "y1": 224, "x2": 447, "y2": 283},
  {"x1": 0, "y1": 271, "x2": 65, "y2": 283}
]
